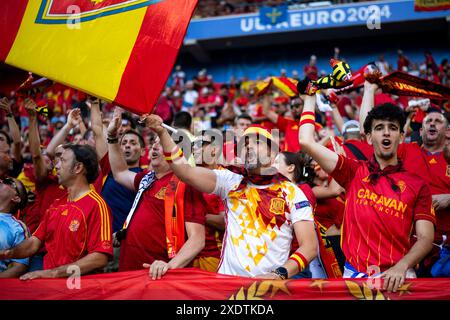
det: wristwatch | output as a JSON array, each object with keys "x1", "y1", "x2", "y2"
[{"x1": 272, "y1": 267, "x2": 288, "y2": 280}]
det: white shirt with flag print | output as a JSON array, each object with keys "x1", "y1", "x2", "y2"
[{"x1": 212, "y1": 169, "x2": 313, "y2": 277}]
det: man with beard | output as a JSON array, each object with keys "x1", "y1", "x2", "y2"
[
  {"x1": 299, "y1": 94, "x2": 435, "y2": 292},
  {"x1": 0, "y1": 144, "x2": 112, "y2": 279},
  {"x1": 262, "y1": 95, "x2": 303, "y2": 152},
  {"x1": 106, "y1": 109, "x2": 205, "y2": 279},
  {"x1": 143, "y1": 114, "x2": 318, "y2": 280}
]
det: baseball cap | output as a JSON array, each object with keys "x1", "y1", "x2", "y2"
[{"x1": 342, "y1": 120, "x2": 361, "y2": 134}]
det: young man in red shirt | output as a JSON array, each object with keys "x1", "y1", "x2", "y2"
[
  {"x1": 361, "y1": 82, "x2": 450, "y2": 274},
  {"x1": 299, "y1": 94, "x2": 435, "y2": 293},
  {"x1": 0, "y1": 144, "x2": 113, "y2": 279}
]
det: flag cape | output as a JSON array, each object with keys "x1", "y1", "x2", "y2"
[
  {"x1": 415, "y1": 0, "x2": 450, "y2": 11},
  {"x1": 1, "y1": 269, "x2": 449, "y2": 300},
  {"x1": 0, "y1": 0, "x2": 197, "y2": 115},
  {"x1": 380, "y1": 71, "x2": 450, "y2": 100}
]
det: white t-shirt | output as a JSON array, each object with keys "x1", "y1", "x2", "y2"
[{"x1": 212, "y1": 169, "x2": 313, "y2": 277}]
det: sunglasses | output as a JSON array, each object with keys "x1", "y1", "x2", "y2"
[{"x1": 1, "y1": 177, "x2": 19, "y2": 195}]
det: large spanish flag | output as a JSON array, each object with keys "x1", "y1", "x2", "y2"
[{"x1": 0, "y1": 0, "x2": 197, "y2": 114}]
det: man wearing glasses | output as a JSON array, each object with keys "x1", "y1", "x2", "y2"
[
  {"x1": 0, "y1": 177, "x2": 29, "y2": 278},
  {"x1": 143, "y1": 114, "x2": 318, "y2": 280},
  {"x1": 262, "y1": 94, "x2": 304, "y2": 152},
  {"x1": 0, "y1": 144, "x2": 113, "y2": 279}
]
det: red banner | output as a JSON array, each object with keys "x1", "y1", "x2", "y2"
[{"x1": 1, "y1": 269, "x2": 449, "y2": 300}]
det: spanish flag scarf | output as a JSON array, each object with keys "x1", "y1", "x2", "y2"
[{"x1": 164, "y1": 175, "x2": 187, "y2": 258}]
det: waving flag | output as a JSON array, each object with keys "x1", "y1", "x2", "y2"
[{"x1": 0, "y1": 0, "x2": 198, "y2": 115}]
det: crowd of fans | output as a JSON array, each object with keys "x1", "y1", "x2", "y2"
[
  {"x1": 0, "y1": 47, "x2": 449, "y2": 292},
  {"x1": 193, "y1": 0, "x2": 379, "y2": 19}
]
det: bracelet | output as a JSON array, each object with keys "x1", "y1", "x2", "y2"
[
  {"x1": 107, "y1": 136, "x2": 119, "y2": 144},
  {"x1": 289, "y1": 252, "x2": 308, "y2": 273},
  {"x1": 164, "y1": 147, "x2": 183, "y2": 163}
]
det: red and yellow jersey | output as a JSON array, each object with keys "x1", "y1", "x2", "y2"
[
  {"x1": 33, "y1": 189, "x2": 113, "y2": 270},
  {"x1": 421, "y1": 148, "x2": 450, "y2": 238},
  {"x1": 331, "y1": 155, "x2": 435, "y2": 273}
]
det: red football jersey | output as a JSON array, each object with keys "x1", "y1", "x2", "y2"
[
  {"x1": 276, "y1": 116, "x2": 300, "y2": 152},
  {"x1": 421, "y1": 149, "x2": 450, "y2": 239},
  {"x1": 33, "y1": 189, "x2": 113, "y2": 270},
  {"x1": 331, "y1": 155, "x2": 435, "y2": 273},
  {"x1": 23, "y1": 175, "x2": 66, "y2": 234},
  {"x1": 119, "y1": 172, "x2": 206, "y2": 271},
  {"x1": 197, "y1": 193, "x2": 225, "y2": 260}
]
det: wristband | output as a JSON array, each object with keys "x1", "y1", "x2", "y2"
[
  {"x1": 6, "y1": 112, "x2": 13, "y2": 118},
  {"x1": 289, "y1": 252, "x2": 308, "y2": 272},
  {"x1": 299, "y1": 112, "x2": 316, "y2": 126},
  {"x1": 164, "y1": 146, "x2": 183, "y2": 163},
  {"x1": 107, "y1": 136, "x2": 119, "y2": 144}
]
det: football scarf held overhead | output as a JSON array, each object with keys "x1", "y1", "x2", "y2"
[
  {"x1": 0, "y1": 0, "x2": 198, "y2": 115},
  {"x1": 379, "y1": 71, "x2": 450, "y2": 100}
]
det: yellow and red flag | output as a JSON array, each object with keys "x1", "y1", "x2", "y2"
[
  {"x1": 0, "y1": 0, "x2": 198, "y2": 114},
  {"x1": 254, "y1": 77, "x2": 299, "y2": 97}
]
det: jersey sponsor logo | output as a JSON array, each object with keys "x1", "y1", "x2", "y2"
[
  {"x1": 69, "y1": 219, "x2": 80, "y2": 232},
  {"x1": 269, "y1": 198, "x2": 285, "y2": 215},
  {"x1": 295, "y1": 201, "x2": 310, "y2": 209},
  {"x1": 154, "y1": 187, "x2": 166, "y2": 200},
  {"x1": 356, "y1": 188, "x2": 408, "y2": 219}
]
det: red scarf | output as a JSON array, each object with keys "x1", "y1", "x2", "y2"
[
  {"x1": 367, "y1": 156, "x2": 404, "y2": 193},
  {"x1": 164, "y1": 175, "x2": 186, "y2": 258}
]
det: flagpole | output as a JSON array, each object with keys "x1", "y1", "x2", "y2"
[{"x1": 161, "y1": 123, "x2": 178, "y2": 134}]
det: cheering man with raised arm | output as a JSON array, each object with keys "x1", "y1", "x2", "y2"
[
  {"x1": 298, "y1": 94, "x2": 435, "y2": 292},
  {"x1": 143, "y1": 114, "x2": 318, "y2": 280}
]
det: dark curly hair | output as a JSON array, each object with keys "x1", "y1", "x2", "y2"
[
  {"x1": 62, "y1": 144, "x2": 99, "y2": 183},
  {"x1": 281, "y1": 151, "x2": 315, "y2": 186},
  {"x1": 363, "y1": 103, "x2": 406, "y2": 134}
]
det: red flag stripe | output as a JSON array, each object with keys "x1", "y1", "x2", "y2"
[
  {"x1": 114, "y1": 0, "x2": 198, "y2": 114},
  {"x1": 0, "y1": 0, "x2": 28, "y2": 61}
]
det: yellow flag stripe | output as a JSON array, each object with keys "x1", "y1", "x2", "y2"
[{"x1": 6, "y1": 1, "x2": 147, "y2": 102}]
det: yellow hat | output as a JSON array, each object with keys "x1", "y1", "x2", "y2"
[{"x1": 242, "y1": 125, "x2": 274, "y2": 141}]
